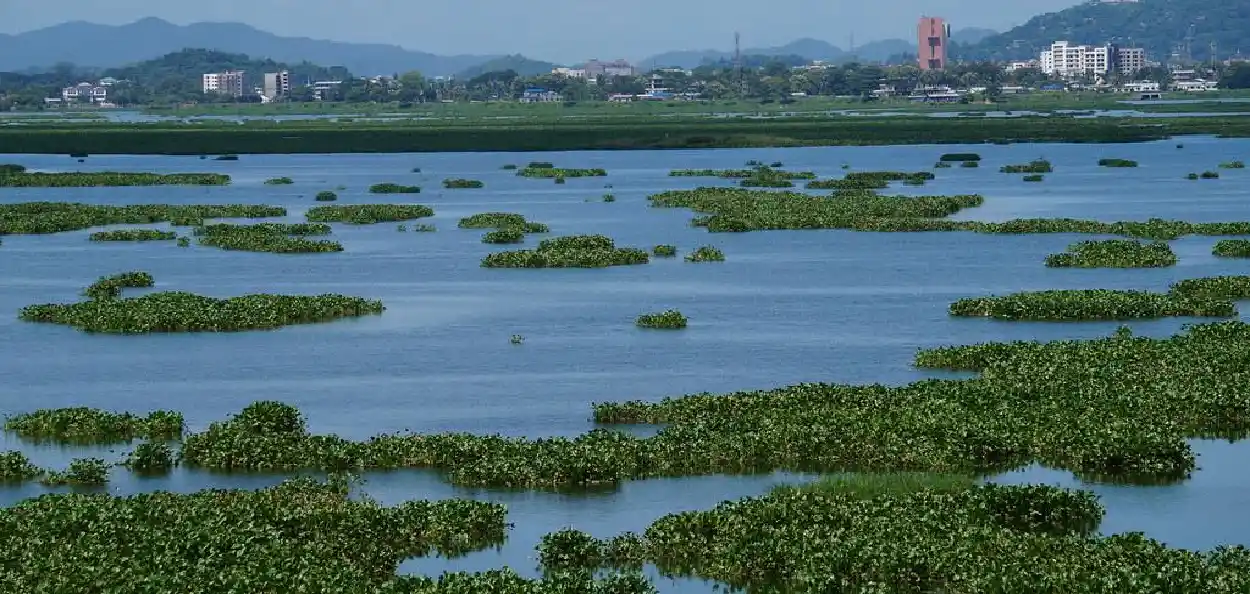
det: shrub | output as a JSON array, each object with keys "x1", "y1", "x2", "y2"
[
  {"x1": 636, "y1": 310, "x2": 688, "y2": 329},
  {"x1": 88, "y1": 229, "x2": 177, "y2": 242},
  {"x1": 685, "y1": 246, "x2": 724, "y2": 262},
  {"x1": 264, "y1": 176, "x2": 294, "y2": 185},
  {"x1": 483, "y1": 229, "x2": 524, "y2": 244},
  {"x1": 652, "y1": 245, "x2": 677, "y2": 257},
  {"x1": 368, "y1": 183, "x2": 421, "y2": 194},
  {"x1": 314, "y1": 191, "x2": 338, "y2": 201}
]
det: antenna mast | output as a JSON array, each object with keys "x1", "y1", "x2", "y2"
[{"x1": 734, "y1": 31, "x2": 748, "y2": 96}]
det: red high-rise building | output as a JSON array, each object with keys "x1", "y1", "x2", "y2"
[{"x1": 917, "y1": 16, "x2": 949, "y2": 70}]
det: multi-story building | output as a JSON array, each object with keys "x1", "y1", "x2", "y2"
[
  {"x1": 202, "y1": 70, "x2": 246, "y2": 97},
  {"x1": 311, "y1": 80, "x2": 343, "y2": 100},
  {"x1": 60, "y1": 82, "x2": 108, "y2": 103},
  {"x1": 263, "y1": 71, "x2": 290, "y2": 99},
  {"x1": 1040, "y1": 41, "x2": 1147, "y2": 78},
  {"x1": 917, "y1": 16, "x2": 949, "y2": 70},
  {"x1": 584, "y1": 59, "x2": 635, "y2": 79}
]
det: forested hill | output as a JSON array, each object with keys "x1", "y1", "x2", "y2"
[{"x1": 955, "y1": 0, "x2": 1249, "y2": 62}]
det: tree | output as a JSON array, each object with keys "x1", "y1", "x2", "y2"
[{"x1": 1221, "y1": 63, "x2": 1250, "y2": 89}]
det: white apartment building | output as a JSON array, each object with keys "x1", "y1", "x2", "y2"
[
  {"x1": 263, "y1": 71, "x2": 290, "y2": 99},
  {"x1": 202, "y1": 71, "x2": 246, "y2": 97},
  {"x1": 60, "y1": 82, "x2": 109, "y2": 103},
  {"x1": 1040, "y1": 41, "x2": 1146, "y2": 78}
]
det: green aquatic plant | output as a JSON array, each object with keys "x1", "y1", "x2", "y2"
[
  {"x1": 194, "y1": 223, "x2": 341, "y2": 253},
  {"x1": 636, "y1": 310, "x2": 688, "y2": 329},
  {"x1": 1201, "y1": 170, "x2": 1221, "y2": 179},
  {"x1": 538, "y1": 529, "x2": 604, "y2": 572},
  {"x1": 411, "y1": 224, "x2": 436, "y2": 232},
  {"x1": 88, "y1": 229, "x2": 177, "y2": 242},
  {"x1": 948, "y1": 289, "x2": 1232, "y2": 321},
  {"x1": 457, "y1": 212, "x2": 548, "y2": 233},
  {"x1": 397, "y1": 224, "x2": 406, "y2": 232},
  {"x1": 1219, "y1": 160, "x2": 1245, "y2": 169},
  {"x1": 176, "y1": 236, "x2": 190, "y2": 247},
  {"x1": 501, "y1": 164, "x2": 518, "y2": 170},
  {"x1": 510, "y1": 334, "x2": 524, "y2": 345},
  {"x1": 0, "y1": 203, "x2": 285, "y2": 235},
  {"x1": 1046, "y1": 239, "x2": 1177, "y2": 268},
  {"x1": 685, "y1": 246, "x2": 724, "y2": 262},
  {"x1": 40, "y1": 457, "x2": 109, "y2": 486},
  {"x1": 934, "y1": 161, "x2": 952, "y2": 169},
  {"x1": 1098, "y1": 158, "x2": 1139, "y2": 168},
  {"x1": 528, "y1": 161, "x2": 554, "y2": 169},
  {"x1": 123, "y1": 442, "x2": 176, "y2": 474},
  {"x1": 264, "y1": 176, "x2": 294, "y2": 185},
  {"x1": 519, "y1": 167, "x2": 606, "y2": 178},
  {"x1": 1213, "y1": 239, "x2": 1250, "y2": 258},
  {"x1": 960, "y1": 160, "x2": 980, "y2": 168},
  {"x1": 482, "y1": 229, "x2": 524, "y2": 244},
  {"x1": 652, "y1": 245, "x2": 677, "y2": 257},
  {"x1": 0, "y1": 451, "x2": 42, "y2": 483},
  {"x1": 84, "y1": 271, "x2": 154, "y2": 300},
  {"x1": 773, "y1": 471, "x2": 977, "y2": 499},
  {"x1": 554, "y1": 176, "x2": 566, "y2": 184},
  {"x1": 1186, "y1": 173, "x2": 1200, "y2": 180},
  {"x1": 306, "y1": 204, "x2": 433, "y2": 224},
  {"x1": 481, "y1": 234, "x2": 649, "y2": 269},
  {"x1": 443, "y1": 178, "x2": 484, "y2": 189},
  {"x1": 411, "y1": 167, "x2": 422, "y2": 173},
  {"x1": 213, "y1": 154, "x2": 239, "y2": 161},
  {"x1": 1001, "y1": 159, "x2": 1053, "y2": 174},
  {"x1": 0, "y1": 171, "x2": 230, "y2": 187},
  {"x1": 602, "y1": 194, "x2": 616, "y2": 202},
  {"x1": 368, "y1": 182, "x2": 421, "y2": 194},
  {"x1": 1023, "y1": 174, "x2": 1045, "y2": 182},
  {"x1": 315, "y1": 190, "x2": 338, "y2": 201},
  {"x1": 4, "y1": 408, "x2": 183, "y2": 445},
  {"x1": 0, "y1": 164, "x2": 26, "y2": 174},
  {"x1": 939, "y1": 153, "x2": 981, "y2": 162}
]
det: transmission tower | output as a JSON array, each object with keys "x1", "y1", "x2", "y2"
[
  {"x1": 1210, "y1": 41, "x2": 1218, "y2": 67},
  {"x1": 1184, "y1": 23, "x2": 1196, "y2": 63},
  {"x1": 734, "y1": 32, "x2": 748, "y2": 96}
]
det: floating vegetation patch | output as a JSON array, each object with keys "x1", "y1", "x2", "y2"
[
  {"x1": 0, "y1": 452, "x2": 41, "y2": 483},
  {"x1": 482, "y1": 229, "x2": 524, "y2": 244},
  {"x1": 1200, "y1": 171, "x2": 1221, "y2": 179},
  {"x1": 84, "y1": 271, "x2": 154, "y2": 300},
  {"x1": 306, "y1": 204, "x2": 433, "y2": 224},
  {"x1": 934, "y1": 161, "x2": 952, "y2": 169},
  {"x1": 1001, "y1": 159, "x2": 1053, "y2": 174},
  {"x1": 960, "y1": 160, "x2": 980, "y2": 168},
  {"x1": 0, "y1": 203, "x2": 284, "y2": 235},
  {"x1": 40, "y1": 457, "x2": 109, "y2": 486},
  {"x1": 636, "y1": 310, "x2": 688, "y2": 329},
  {"x1": 1220, "y1": 160, "x2": 1246, "y2": 169},
  {"x1": 21, "y1": 277, "x2": 384, "y2": 333},
  {"x1": 1099, "y1": 158, "x2": 1139, "y2": 168},
  {"x1": 457, "y1": 212, "x2": 548, "y2": 233},
  {"x1": 0, "y1": 475, "x2": 510, "y2": 592},
  {"x1": 411, "y1": 224, "x2": 436, "y2": 232},
  {"x1": 443, "y1": 178, "x2": 484, "y2": 189},
  {"x1": 528, "y1": 161, "x2": 554, "y2": 169},
  {"x1": 519, "y1": 167, "x2": 607, "y2": 178},
  {"x1": 806, "y1": 178, "x2": 888, "y2": 190},
  {"x1": 685, "y1": 246, "x2": 725, "y2": 262},
  {"x1": 948, "y1": 284, "x2": 1236, "y2": 321},
  {"x1": 652, "y1": 245, "x2": 677, "y2": 257},
  {"x1": 481, "y1": 234, "x2": 648, "y2": 269},
  {"x1": 263, "y1": 176, "x2": 294, "y2": 185},
  {"x1": 314, "y1": 190, "x2": 338, "y2": 202},
  {"x1": 123, "y1": 442, "x2": 175, "y2": 474},
  {"x1": 4, "y1": 408, "x2": 183, "y2": 445},
  {"x1": 1214, "y1": 239, "x2": 1250, "y2": 258},
  {"x1": 368, "y1": 182, "x2": 421, "y2": 194},
  {"x1": 501, "y1": 164, "x2": 518, "y2": 170},
  {"x1": 1046, "y1": 239, "x2": 1177, "y2": 268},
  {"x1": 0, "y1": 171, "x2": 230, "y2": 187},
  {"x1": 939, "y1": 153, "x2": 981, "y2": 162},
  {"x1": 213, "y1": 154, "x2": 239, "y2": 161},
  {"x1": 194, "y1": 222, "x2": 342, "y2": 253},
  {"x1": 1023, "y1": 174, "x2": 1045, "y2": 182},
  {"x1": 88, "y1": 229, "x2": 177, "y2": 242}
]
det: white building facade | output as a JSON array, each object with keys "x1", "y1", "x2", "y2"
[
  {"x1": 202, "y1": 71, "x2": 246, "y2": 97},
  {"x1": 1040, "y1": 41, "x2": 1146, "y2": 78}
]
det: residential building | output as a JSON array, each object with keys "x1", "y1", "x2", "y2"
[
  {"x1": 311, "y1": 80, "x2": 343, "y2": 100},
  {"x1": 1005, "y1": 60, "x2": 1040, "y2": 72},
  {"x1": 1122, "y1": 81, "x2": 1161, "y2": 93},
  {"x1": 551, "y1": 67, "x2": 588, "y2": 78},
  {"x1": 584, "y1": 59, "x2": 635, "y2": 78},
  {"x1": 1040, "y1": 41, "x2": 1147, "y2": 78},
  {"x1": 263, "y1": 71, "x2": 290, "y2": 99},
  {"x1": 917, "y1": 16, "x2": 949, "y2": 70},
  {"x1": 1115, "y1": 47, "x2": 1147, "y2": 75},
  {"x1": 519, "y1": 87, "x2": 561, "y2": 103},
  {"x1": 60, "y1": 82, "x2": 108, "y2": 103},
  {"x1": 1174, "y1": 79, "x2": 1219, "y2": 91},
  {"x1": 202, "y1": 70, "x2": 246, "y2": 97}
]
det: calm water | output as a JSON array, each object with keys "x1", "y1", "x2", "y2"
[{"x1": 3, "y1": 138, "x2": 1250, "y2": 590}]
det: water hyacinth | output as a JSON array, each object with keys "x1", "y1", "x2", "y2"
[
  {"x1": 194, "y1": 222, "x2": 342, "y2": 253},
  {"x1": 123, "y1": 442, "x2": 176, "y2": 474},
  {"x1": 1219, "y1": 160, "x2": 1245, "y2": 169},
  {"x1": 960, "y1": 160, "x2": 980, "y2": 168},
  {"x1": 0, "y1": 451, "x2": 42, "y2": 483},
  {"x1": 1099, "y1": 158, "x2": 1139, "y2": 167},
  {"x1": 652, "y1": 245, "x2": 677, "y2": 257},
  {"x1": 1023, "y1": 174, "x2": 1045, "y2": 182},
  {"x1": 84, "y1": 271, "x2": 154, "y2": 300},
  {"x1": 368, "y1": 182, "x2": 421, "y2": 194},
  {"x1": 263, "y1": 176, "x2": 294, "y2": 185},
  {"x1": 4, "y1": 407, "x2": 183, "y2": 444},
  {"x1": 0, "y1": 202, "x2": 284, "y2": 235},
  {"x1": 939, "y1": 153, "x2": 981, "y2": 162},
  {"x1": 1001, "y1": 159, "x2": 1053, "y2": 173},
  {"x1": 0, "y1": 171, "x2": 230, "y2": 187},
  {"x1": 1214, "y1": 239, "x2": 1250, "y2": 258},
  {"x1": 948, "y1": 289, "x2": 1233, "y2": 321},
  {"x1": 457, "y1": 212, "x2": 548, "y2": 233},
  {"x1": 40, "y1": 457, "x2": 109, "y2": 486},
  {"x1": 481, "y1": 234, "x2": 649, "y2": 269},
  {"x1": 88, "y1": 229, "x2": 177, "y2": 242},
  {"x1": 685, "y1": 246, "x2": 724, "y2": 262},
  {"x1": 1046, "y1": 239, "x2": 1177, "y2": 268},
  {"x1": 306, "y1": 204, "x2": 434, "y2": 224},
  {"x1": 443, "y1": 178, "x2": 485, "y2": 188},
  {"x1": 518, "y1": 167, "x2": 606, "y2": 178},
  {"x1": 0, "y1": 476, "x2": 510, "y2": 592},
  {"x1": 482, "y1": 229, "x2": 524, "y2": 244},
  {"x1": 314, "y1": 190, "x2": 338, "y2": 202},
  {"x1": 636, "y1": 310, "x2": 688, "y2": 329}
]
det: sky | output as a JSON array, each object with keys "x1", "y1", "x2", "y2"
[{"x1": 0, "y1": 0, "x2": 1081, "y2": 62}]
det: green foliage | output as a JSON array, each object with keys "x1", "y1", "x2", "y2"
[
  {"x1": 602, "y1": 193, "x2": 616, "y2": 202},
  {"x1": 315, "y1": 190, "x2": 338, "y2": 201},
  {"x1": 1187, "y1": 173, "x2": 1200, "y2": 180},
  {"x1": 0, "y1": 203, "x2": 284, "y2": 235},
  {"x1": 40, "y1": 458, "x2": 109, "y2": 486},
  {"x1": 411, "y1": 224, "x2": 436, "y2": 232},
  {"x1": 1220, "y1": 160, "x2": 1246, "y2": 169},
  {"x1": 124, "y1": 442, "x2": 176, "y2": 474},
  {"x1": 213, "y1": 154, "x2": 238, "y2": 161},
  {"x1": 0, "y1": 452, "x2": 42, "y2": 483},
  {"x1": 1214, "y1": 239, "x2": 1250, "y2": 258},
  {"x1": 685, "y1": 246, "x2": 725, "y2": 262},
  {"x1": 482, "y1": 229, "x2": 524, "y2": 244},
  {"x1": 960, "y1": 160, "x2": 980, "y2": 168},
  {"x1": 0, "y1": 171, "x2": 229, "y2": 187},
  {"x1": 940, "y1": 153, "x2": 981, "y2": 162},
  {"x1": 670, "y1": 167, "x2": 816, "y2": 180},
  {"x1": 21, "y1": 285, "x2": 385, "y2": 333},
  {"x1": 84, "y1": 271, "x2": 154, "y2": 300},
  {"x1": 1201, "y1": 171, "x2": 1220, "y2": 179},
  {"x1": 510, "y1": 334, "x2": 524, "y2": 345},
  {"x1": 176, "y1": 236, "x2": 190, "y2": 247},
  {"x1": 1001, "y1": 159, "x2": 1053, "y2": 173},
  {"x1": 194, "y1": 223, "x2": 342, "y2": 253},
  {"x1": 442, "y1": 178, "x2": 484, "y2": 189},
  {"x1": 518, "y1": 167, "x2": 607, "y2": 178},
  {"x1": 457, "y1": 212, "x2": 548, "y2": 233},
  {"x1": 5, "y1": 408, "x2": 183, "y2": 445},
  {"x1": 528, "y1": 162, "x2": 555, "y2": 169},
  {"x1": 368, "y1": 182, "x2": 421, "y2": 194},
  {"x1": 481, "y1": 235, "x2": 649, "y2": 269},
  {"x1": 501, "y1": 164, "x2": 519, "y2": 170},
  {"x1": 1099, "y1": 158, "x2": 1138, "y2": 168},
  {"x1": 88, "y1": 229, "x2": 177, "y2": 242},
  {"x1": 306, "y1": 204, "x2": 434, "y2": 224},
  {"x1": 948, "y1": 286, "x2": 1235, "y2": 321},
  {"x1": 1046, "y1": 239, "x2": 1177, "y2": 268},
  {"x1": 538, "y1": 529, "x2": 604, "y2": 572},
  {"x1": 636, "y1": 310, "x2": 688, "y2": 329},
  {"x1": 263, "y1": 176, "x2": 294, "y2": 185},
  {"x1": 0, "y1": 164, "x2": 27, "y2": 174},
  {"x1": 652, "y1": 245, "x2": 677, "y2": 257},
  {"x1": 774, "y1": 472, "x2": 978, "y2": 499}
]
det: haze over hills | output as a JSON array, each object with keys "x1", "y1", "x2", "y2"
[{"x1": 956, "y1": 0, "x2": 1249, "y2": 62}]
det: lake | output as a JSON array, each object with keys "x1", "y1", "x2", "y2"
[{"x1": 2, "y1": 138, "x2": 1250, "y2": 591}]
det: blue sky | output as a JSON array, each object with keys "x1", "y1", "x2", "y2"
[{"x1": 0, "y1": 0, "x2": 1079, "y2": 62}]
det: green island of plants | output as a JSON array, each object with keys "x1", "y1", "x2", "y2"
[
  {"x1": 263, "y1": 176, "x2": 294, "y2": 185},
  {"x1": 0, "y1": 452, "x2": 42, "y2": 483},
  {"x1": 314, "y1": 190, "x2": 338, "y2": 201},
  {"x1": 1023, "y1": 174, "x2": 1045, "y2": 182},
  {"x1": 0, "y1": 169, "x2": 230, "y2": 187},
  {"x1": 1220, "y1": 160, "x2": 1245, "y2": 169},
  {"x1": 306, "y1": 204, "x2": 433, "y2": 224},
  {"x1": 457, "y1": 212, "x2": 548, "y2": 233},
  {"x1": 939, "y1": 153, "x2": 981, "y2": 162},
  {"x1": 1001, "y1": 159, "x2": 1053, "y2": 174},
  {"x1": 1214, "y1": 239, "x2": 1250, "y2": 258},
  {"x1": 368, "y1": 182, "x2": 421, "y2": 194},
  {"x1": 518, "y1": 166, "x2": 607, "y2": 178},
  {"x1": 5, "y1": 408, "x2": 183, "y2": 445},
  {"x1": 88, "y1": 229, "x2": 177, "y2": 242},
  {"x1": 481, "y1": 234, "x2": 648, "y2": 268},
  {"x1": 0, "y1": 474, "x2": 515, "y2": 592},
  {"x1": 652, "y1": 245, "x2": 677, "y2": 257},
  {"x1": 443, "y1": 178, "x2": 485, "y2": 189},
  {"x1": 84, "y1": 271, "x2": 154, "y2": 300},
  {"x1": 0, "y1": 202, "x2": 285, "y2": 235},
  {"x1": 1046, "y1": 239, "x2": 1177, "y2": 268},
  {"x1": 947, "y1": 276, "x2": 1250, "y2": 321},
  {"x1": 21, "y1": 276, "x2": 384, "y2": 333},
  {"x1": 1098, "y1": 158, "x2": 1139, "y2": 168},
  {"x1": 194, "y1": 222, "x2": 343, "y2": 253},
  {"x1": 960, "y1": 160, "x2": 980, "y2": 168},
  {"x1": 636, "y1": 310, "x2": 688, "y2": 329},
  {"x1": 39, "y1": 457, "x2": 109, "y2": 486},
  {"x1": 685, "y1": 246, "x2": 725, "y2": 262},
  {"x1": 482, "y1": 229, "x2": 524, "y2": 244},
  {"x1": 123, "y1": 442, "x2": 176, "y2": 474}
]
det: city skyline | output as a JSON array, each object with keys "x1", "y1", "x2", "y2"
[{"x1": 0, "y1": 0, "x2": 1084, "y2": 63}]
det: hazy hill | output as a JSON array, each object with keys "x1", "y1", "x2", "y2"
[
  {"x1": 456, "y1": 55, "x2": 559, "y2": 79},
  {"x1": 0, "y1": 18, "x2": 497, "y2": 77},
  {"x1": 957, "y1": 0, "x2": 1248, "y2": 62},
  {"x1": 640, "y1": 30, "x2": 999, "y2": 69}
]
